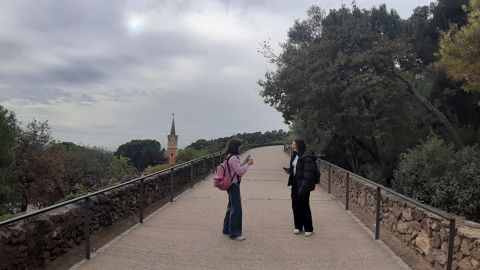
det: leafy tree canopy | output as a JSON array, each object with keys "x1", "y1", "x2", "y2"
[
  {"x1": 186, "y1": 130, "x2": 289, "y2": 154},
  {"x1": 115, "y1": 139, "x2": 165, "y2": 171},
  {"x1": 438, "y1": 0, "x2": 480, "y2": 93}
]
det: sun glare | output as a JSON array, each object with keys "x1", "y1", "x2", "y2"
[{"x1": 127, "y1": 14, "x2": 145, "y2": 33}]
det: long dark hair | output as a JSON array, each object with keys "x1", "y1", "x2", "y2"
[
  {"x1": 226, "y1": 138, "x2": 241, "y2": 155},
  {"x1": 294, "y1": 139, "x2": 307, "y2": 155}
]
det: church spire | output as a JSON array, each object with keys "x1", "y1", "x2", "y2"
[
  {"x1": 167, "y1": 111, "x2": 178, "y2": 165},
  {"x1": 170, "y1": 116, "x2": 176, "y2": 135}
]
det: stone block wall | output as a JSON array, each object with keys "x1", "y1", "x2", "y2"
[
  {"x1": 0, "y1": 157, "x2": 215, "y2": 270},
  {"x1": 319, "y1": 162, "x2": 480, "y2": 270}
]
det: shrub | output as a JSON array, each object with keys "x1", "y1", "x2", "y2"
[
  {"x1": 392, "y1": 136, "x2": 453, "y2": 203},
  {"x1": 393, "y1": 136, "x2": 480, "y2": 221},
  {"x1": 143, "y1": 164, "x2": 171, "y2": 175}
]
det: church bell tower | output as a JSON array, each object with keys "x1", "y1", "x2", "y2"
[{"x1": 167, "y1": 113, "x2": 178, "y2": 165}]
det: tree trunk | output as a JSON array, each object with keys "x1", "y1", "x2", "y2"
[
  {"x1": 21, "y1": 191, "x2": 28, "y2": 212},
  {"x1": 345, "y1": 137, "x2": 359, "y2": 173},
  {"x1": 396, "y1": 74, "x2": 464, "y2": 149}
]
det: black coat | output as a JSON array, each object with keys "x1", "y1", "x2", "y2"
[{"x1": 287, "y1": 150, "x2": 320, "y2": 195}]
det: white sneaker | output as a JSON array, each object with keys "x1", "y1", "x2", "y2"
[
  {"x1": 293, "y1": 229, "x2": 301, "y2": 235},
  {"x1": 231, "y1": 236, "x2": 245, "y2": 241},
  {"x1": 304, "y1": 232, "x2": 313, "y2": 237}
]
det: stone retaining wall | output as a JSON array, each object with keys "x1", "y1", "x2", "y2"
[
  {"x1": 319, "y1": 162, "x2": 480, "y2": 270},
  {"x1": 0, "y1": 158, "x2": 215, "y2": 270}
]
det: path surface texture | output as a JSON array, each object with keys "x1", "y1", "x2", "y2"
[{"x1": 72, "y1": 145, "x2": 409, "y2": 270}]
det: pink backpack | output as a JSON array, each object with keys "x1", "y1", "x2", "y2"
[{"x1": 213, "y1": 155, "x2": 237, "y2": 191}]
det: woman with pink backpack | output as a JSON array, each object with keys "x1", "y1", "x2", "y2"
[{"x1": 222, "y1": 139, "x2": 254, "y2": 241}]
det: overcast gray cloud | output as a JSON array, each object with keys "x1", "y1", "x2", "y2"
[{"x1": 0, "y1": 0, "x2": 434, "y2": 150}]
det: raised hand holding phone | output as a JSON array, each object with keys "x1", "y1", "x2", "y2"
[{"x1": 243, "y1": 154, "x2": 252, "y2": 165}]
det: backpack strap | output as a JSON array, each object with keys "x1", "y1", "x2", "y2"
[{"x1": 225, "y1": 154, "x2": 237, "y2": 183}]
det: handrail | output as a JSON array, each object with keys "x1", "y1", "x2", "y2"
[
  {"x1": 0, "y1": 142, "x2": 283, "y2": 228},
  {"x1": 284, "y1": 143, "x2": 455, "y2": 270},
  {"x1": 0, "y1": 150, "x2": 223, "y2": 228},
  {"x1": 0, "y1": 142, "x2": 283, "y2": 266},
  {"x1": 318, "y1": 159, "x2": 453, "y2": 220}
]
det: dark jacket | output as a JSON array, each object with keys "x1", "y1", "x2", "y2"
[{"x1": 287, "y1": 150, "x2": 320, "y2": 195}]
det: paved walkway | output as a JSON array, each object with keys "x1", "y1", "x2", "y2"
[{"x1": 72, "y1": 146, "x2": 408, "y2": 270}]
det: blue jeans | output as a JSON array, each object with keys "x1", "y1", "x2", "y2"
[{"x1": 222, "y1": 182, "x2": 242, "y2": 238}]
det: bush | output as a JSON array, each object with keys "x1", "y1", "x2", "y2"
[
  {"x1": 443, "y1": 145, "x2": 480, "y2": 220},
  {"x1": 61, "y1": 183, "x2": 90, "y2": 201},
  {"x1": 176, "y1": 148, "x2": 209, "y2": 163},
  {"x1": 393, "y1": 136, "x2": 480, "y2": 221},
  {"x1": 393, "y1": 136, "x2": 453, "y2": 203},
  {"x1": 0, "y1": 212, "x2": 20, "y2": 222},
  {"x1": 144, "y1": 164, "x2": 171, "y2": 175}
]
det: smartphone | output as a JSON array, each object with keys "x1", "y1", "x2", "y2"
[
  {"x1": 242, "y1": 154, "x2": 251, "y2": 165},
  {"x1": 283, "y1": 167, "x2": 289, "y2": 171}
]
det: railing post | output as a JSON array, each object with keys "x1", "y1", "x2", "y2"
[
  {"x1": 212, "y1": 154, "x2": 215, "y2": 173},
  {"x1": 170, "y1": 168, "x2": 174, "y2": 202},
  {"x1": 375, "y1": 186, "x2": 381, "y2": 240},
  {"x1": 203, "y1": 158, "x2": 206, "y2": 180},
  {"x1": 83, "y1": 197, "x2": 91, "y2": 260},
  {"x1": 328, "y1": 164, "x2": 332, "y2": 194},
  {"x1": 190, "y1": 161, "x2": 194, "y2": 188},
  {"x1": 317, "y1": 160, "x2": 321, "y2": 185},
  {"x1": 139, "y1": 179, "x2": 145, "y2": 223},
  {"x1": 447, "y1": 218, "x2": 456, "y2": 270},
  {"x1": 345, "y1": 172, "x2": 350, "y2": 211}
]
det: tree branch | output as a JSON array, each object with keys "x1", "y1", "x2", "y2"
[
  {"x1": 395, "y1": 73, "x2": 464, "y2": 148},
  {"x1": 258, "y1": 40, "x2": 306, "y2": 72}
]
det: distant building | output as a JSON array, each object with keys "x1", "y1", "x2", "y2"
[{"x1": 167, "y1": 115, "x2": 178, "y2": 165}]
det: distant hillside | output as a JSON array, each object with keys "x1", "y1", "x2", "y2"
[{"x1": 187, "y1": 130, "x2": 289, "y2": 153}]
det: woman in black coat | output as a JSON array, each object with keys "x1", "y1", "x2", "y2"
[{"x1": 284, "y1": 139, "x2": 319, "y2": 237}]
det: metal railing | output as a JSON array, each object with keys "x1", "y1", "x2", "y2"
[
  {"x1": 0, "y1": 151, "x2": 227, "y2": 260},
  {"x1": 283, "y1": 144, "x2": 456, "y2": 270},
  {"x1": 0, "y1": 143, "x2": 283, "y2": 262}
]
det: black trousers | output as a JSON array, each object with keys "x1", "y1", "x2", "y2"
[{"x1": 291, "y1": 187, "x2": 313, "y2": 232}]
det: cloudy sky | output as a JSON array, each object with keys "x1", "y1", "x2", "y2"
[{"x1": 0, "y1": 0, "x2": 433, "y2": 150}]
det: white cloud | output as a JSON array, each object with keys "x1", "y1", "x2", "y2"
[
  {"x1": 0, "y1": 0, "x2": 434, "y2": 150},
  {"x1": 182, "y1": 5, "x2": 252, "y2": 44}
]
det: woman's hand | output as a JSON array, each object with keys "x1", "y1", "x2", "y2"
[{"x1": 247, "y1": 159, "x2": 254, "y2": 165}]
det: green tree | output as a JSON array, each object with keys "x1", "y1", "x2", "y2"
[
  {"x1": 0, "y1": 106, "x2": 16, "y2": 172},
  {"x1": 13, "y1": 120, "x2": 66, "y2": 210},
  {"x1": 258, "y1": 6, "x2": 325, "y2": 123},
  {"x1": 115, "y1": 140, "x2": 165, "y2": 171},
  {"x1": 186, "y1": 130, "x2": 289, "y2": 154},
  {"x1": 404, "y1": 0, "x2": 480, "y2": 146},
  {"x1": 0, "y1": 106, "x2": 18, "y2": 215},
  {"x1": 176, "y1": 148, "x2": 209, "y2": 163},
  {"x1": 259, "y1": 5, "x2": 434, "y2": 182},
  {"x1": 438, "y1": 0, "x2": 480, "y2": 93},
  {"x1": 188, "y1": 137, "x2": 228, "y2": 153},
  {"x1": 406, "y1": 0, "x2": 469, "y2": 65},
  {"x1": 60, "y1": 142, "x2": 137, "y2": 192},
  {"x1": 393, "y1": 136, "x2": 480, "y2": 221},
  {"x1": 258, "y1": 4, "x2": 478, "y2": 182}
]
